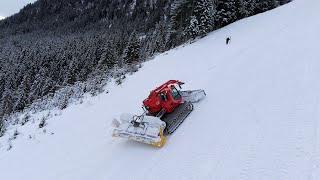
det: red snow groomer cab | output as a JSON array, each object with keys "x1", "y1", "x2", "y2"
[
  {"x1": 143, "y1": 80, "x2": 185, "y2": 115},
  {"x1": 112, "y1": 80, "x2": 206, "y2": 147}
]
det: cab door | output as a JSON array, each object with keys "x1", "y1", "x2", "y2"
[{"x1": 166, "y1": 87, "x2": 182, "y2": 113}]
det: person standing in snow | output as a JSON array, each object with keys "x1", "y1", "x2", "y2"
[{"x1": 226, "y1": 36, "x2": 231, "y2": 45}]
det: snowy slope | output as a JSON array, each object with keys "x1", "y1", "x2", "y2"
[{"x1": 2, "y1": 0, "x2": 320, "y2": 179}]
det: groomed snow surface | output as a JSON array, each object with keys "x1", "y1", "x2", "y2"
[{"x1": 1, "y1": 0, "x2": 320, "y2": 179}]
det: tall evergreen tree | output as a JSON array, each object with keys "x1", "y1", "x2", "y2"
[
  {"x1": 193, "y1": 0, "x2": 213, "y2": 37},
  {"x1": 234, "y1": 0, "x2": 247, "y2": 19},
  {"x1": 14, "y1": 74, "x2": 31, "y2": 111},
  {"x1": 153, "y1": 21, "x2": 168, "y2": 53},
  {"x1": 215, "y1": 0, "x2": 237, "y2": 28},
  {"x1": 0, "y1": 89, "x2": 14, "y2": 116},
  {"x1": 123, "y1": 31, "x2": 141, "y2": 66},
  {"x1": 169, "y1": 0, "x2": 195, "y2": 45},
  {"x1": 188, "y1": 15, "x2": 200, "y2": 39},
  {"x1": 98, "y1": 40, "x2": 117, "y2": 70},
  {"x1": 29, "y1": 67, "x2": 48, "y2": 102},
  {"x1": 242, "y1": 0, "x2": 256, "y2": 17}
]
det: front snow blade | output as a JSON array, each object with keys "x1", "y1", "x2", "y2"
[{"x1": 112, "y1": 113, "x2": 167, "y2": 147}]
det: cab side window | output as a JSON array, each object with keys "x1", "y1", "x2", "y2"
[{"x1": 159, "y1": 93, "x2": 167, "y2": 101}]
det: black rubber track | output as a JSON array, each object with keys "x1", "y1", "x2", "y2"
[{"x1": 161, "y1": 102, "x2": 194, "y2": 135}]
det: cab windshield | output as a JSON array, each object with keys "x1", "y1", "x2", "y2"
[{"x1": 170, "y1": 88, "x2": 181, "y2": 101}]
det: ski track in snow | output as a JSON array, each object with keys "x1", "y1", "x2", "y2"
[{"x1": 2, "y1": 0, "x2": 320, "y2": 179}]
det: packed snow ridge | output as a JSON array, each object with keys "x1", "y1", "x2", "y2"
[{"x1": 1, "y1": 0, "x2": 320, "y2": 179}]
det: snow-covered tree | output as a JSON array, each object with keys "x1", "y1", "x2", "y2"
[
  {"x1": 215, "y1": 0, "x2": 237, "y2": 28},
  {"x1": 0, "y1": 89, "x2": 14, "y2": 116},
  {"x1": 29, "y1": 68, "x2": 47, "y2": 102},
  {"x1": 188, "y1": 16, "x2": 200, "y2": 39},
  {"x1": 123, "y1": 31, "x2": 141, "y2": 66},
  {"x1": 169, "y1": 0, "x2": 195, "y2": 45},
  {"x1": 234, "y1": 0, "x2": 247, "y2": 19},
  {"x1": 153, "y1": 21, "x2": 168, "y2": 53},
  {"x1": 14, "y1": 74, "x2": 31, "y2": 111},
  {"x1": 193, "y1": 0, "x2": 213, "y2": 37},
  {"x1": 98, "y1": 40, "x2": 117, "y2": 70}
]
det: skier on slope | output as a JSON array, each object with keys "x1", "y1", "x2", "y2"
[{"x1": 226, "y1": 36, "x2": 231, "y2": 45}]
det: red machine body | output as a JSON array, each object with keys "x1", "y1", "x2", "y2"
[{"x1": 143, "y1": 80, "x2": 184, "y2": 114}]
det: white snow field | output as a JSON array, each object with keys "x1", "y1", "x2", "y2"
[{"x1": 1, "y1": 0, "x2": 320, "y2": 179}]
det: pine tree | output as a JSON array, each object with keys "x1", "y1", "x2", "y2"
[
  {"x1": 14, "y1": 74, "x2": 31, "y2": 111},
  {"x1": 123, "y1": 31, "x2": 141, "y2": 66},
  {"x1": 256, "y1": 0, "x2": 270, "y2": 13},
  {"x1": 215, "y1": 0, "x2": 238, "y2": 28},
  {"x1": 63, "y1": 56, "x2": 78, "y2": 85},
  {"x1": 0, "y1": 119, "x2": 5, "y2": 137},
  {"x1": 41, "y1": 77, "x2": 55, "y2": 96},
  {"x1": 98, "y1": 40, "x2": 117, "y2": 70},
  {"x1": 188, "y1": 16, "x2": 200, "y2": 39},
  {"x1": 0, "y1": 89, "x2": 14, "y2": 116},
  {"x1": 0, "y1": 77, "x2": 5, "y2": 101},
  {"x1": 29, "y1": 67, "x2": 54, "y2": 102},
  {"x1": 280, "y1": 0, "x2": 291, "y2": 5},
  {"x1": 153, "y1": 21, "x2": 168, "y2": 53},
  {"x1": 169, "y1": 0, "x2": 195, "y2": 45},
  {"x1": 193, "y1": 0, "x2": 213, "y2": 37},
  {"x1": 242, "y1": 0, "x2": 256, "y2": 17},
  {"x1": 235, "y1": 0, "x2": 247, "y2": 19},
  {"x1": 269, "y1": 0, "x2": 280, "y2": 9},
  {"x1": 255, "y1": 0, "x2": 279, "y2": 13}
]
